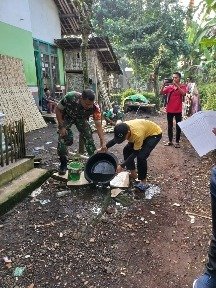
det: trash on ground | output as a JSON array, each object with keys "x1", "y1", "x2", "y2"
[
  {"x1": 13, "y1": 266, "x2": 26, "y2": 277},
  {"x1": 39, "y1": 199, "x2": 51, "y2": 205},
  {"x1": 150, "y1": 211, "x2": 156, "y2": 215},
  {"x1": 56, "y1": 190, "x2": 71, "y2": 197},
  {"x1": 3, "y1": 256, "x2": 12, "y2": 268},
  {"x1": 145, "y1": 185, "x2": 160, "y2": 200},
  {"x1": 34, "y1": 146, "x2": 45, "y2": 151},
  {"x1": 30, "y1": 187, "x2": 43, "y2": 198},
  {"x1": 91, "y1": 206, "x2": 102, "y2": 215},
  {"x1": 45, "y1": 141, "x2": 52, "y2": 144},
  {"x1": 188, "y1": 215, "x2": 195, "y2": 224},
  {"x1": 114, "y1": 194, "x2": 133, "y2": 207},
  {"x1": 173, "y1": 203, "x2": 181, "y2": 207}
]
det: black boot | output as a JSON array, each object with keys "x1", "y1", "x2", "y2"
[{"x1": 59, "y1": 156, "x2": 68, "y2": 175}]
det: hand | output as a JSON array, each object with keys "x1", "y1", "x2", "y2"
[
  {"x1": 59, "y1": 127, "x2": 67, "y2": 137},
  {"x1": 116, "y1": 165, "x2": 123, "y2": 173},
  {"x1": 97, "y1": 145, "x2": 108, "y2": 153},
  {"x1": 212, "y1": 128, "x2": 216, "y2": 136},
  {"x1": 173, "y1": 81, "x2": 179, "y2": 88},
  {"x1": 101, "y1": 144, "x2": 108, "y2": 152}
]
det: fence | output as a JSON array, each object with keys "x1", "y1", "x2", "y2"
[{"x1": 0, "y1": 119, "x2": 26, "y2": 167}]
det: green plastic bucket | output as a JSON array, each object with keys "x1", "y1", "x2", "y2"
[{"x1": 67, "y1": 161, "x2": 83, "y2": 181}]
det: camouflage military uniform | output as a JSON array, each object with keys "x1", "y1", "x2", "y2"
[{"x1": 57, "y1": 91, "x2": 101, "y2": 158}]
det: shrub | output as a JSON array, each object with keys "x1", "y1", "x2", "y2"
[
  {"x1": 110, "y1": 93, "x2": 122, "y2": 105},
  {"x1": 142, "y1": 91, "x2": 157, "y2": 104},
  {"x1": 199, "y1": 83, "x2": 216, "y2": 110},
  {"x1": 121, "y1": 88, "x2": 137, "y2": 104}
]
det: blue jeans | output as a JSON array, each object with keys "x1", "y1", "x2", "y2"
[{"x1": 206, "y1": 166, "x2": 216, "y2": 274}]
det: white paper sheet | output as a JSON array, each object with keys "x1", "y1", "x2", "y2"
[{"x1": 178, "y1": 111, "x2": 216, "y2": 156}]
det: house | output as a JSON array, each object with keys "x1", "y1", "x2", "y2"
[
  {"x1": 0, "y1": 0, "x2": 80, "y2": 107},
  {"x1": 55, "y1": 36, "x2": 122, "y2": 107}
]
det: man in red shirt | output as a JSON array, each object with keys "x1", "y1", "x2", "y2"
[{"x1": 160, "y1": 72, "x2": 187, "y2": 148}]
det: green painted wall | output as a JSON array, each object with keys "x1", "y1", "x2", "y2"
[
  {"x1": 0, "y1": 21, "x2": 37, "y2": 86},
  {"x1": 57, "y1": 48, "x2": 65, "y2": 86}
]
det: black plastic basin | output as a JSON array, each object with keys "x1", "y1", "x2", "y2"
[{"x1": 84, "y1": 152, "x2": 118, "y2": 184}]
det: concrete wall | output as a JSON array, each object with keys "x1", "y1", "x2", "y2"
[
  {"x1": 0, "y1": 0, "x2": 64, "y2": 97},
  {"x1": 0, "y1": 21, "x2": 37, "y2": 86},
  {"x1": 0, "y1": 0, "x2": 32, "y2": 31},
  {"x1": 28, "y1": 0, "x2": 61, "y2": 44}
]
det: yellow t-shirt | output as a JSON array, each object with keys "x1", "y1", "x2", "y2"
[{"x1": 125, "y1": 119, "x2": 162, "y2": 150}]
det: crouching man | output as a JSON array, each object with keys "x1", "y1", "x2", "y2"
[{"x1": 100, "y1": 119, "x2": 162, "y2": 191}]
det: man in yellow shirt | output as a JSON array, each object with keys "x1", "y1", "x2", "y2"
[{"x1": 105, "y1": 119, "x2": 162, "y2": 191}]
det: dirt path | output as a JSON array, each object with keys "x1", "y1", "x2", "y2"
[{"x1": 0, "y1": 112, "x2": 215, "y2": 288}]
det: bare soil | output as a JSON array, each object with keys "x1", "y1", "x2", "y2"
[{"x1": 0, "y1": 111, "x2": 215, "y2": 288}]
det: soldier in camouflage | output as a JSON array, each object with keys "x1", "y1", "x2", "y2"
[{"x1": 55, "y1": 89, "x2": 106, "y2": 175}]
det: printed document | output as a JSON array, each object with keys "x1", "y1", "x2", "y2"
[{"x1": 178, "y1": 111, "x2": 216, "y2": 156}]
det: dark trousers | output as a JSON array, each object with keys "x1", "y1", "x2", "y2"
[
  {"x1": 206, "y1": 167, "x2": 216, "y2": 274},
  {"x1": 57, "y1": 118, "x2": 96, "y2": 159},
  {"x1": 167, "y1": 112, "x2": 182, "y2": 143},
  {"x1": 123, "y1": 134, "x2": 162, "y2": 180}
]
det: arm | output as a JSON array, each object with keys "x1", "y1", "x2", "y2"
[
  {"x1": 120, "y1": 150, "x2": 139, "y2": 168},
  {"x1": 106, "y1": 138, "x2": 116, "y2": 149},
  {"x1": 160, "y1": 85, "x2": 165, "y2": 95},
  {"x1": 94, "y1": 120, "x2": 106, "y2": 150},
  {"x1": 174, "y1": 82, "x2": 186, "y2": 96},
  {"x1": 55, "y1": 106, "x2": 67, "y2": 137}
]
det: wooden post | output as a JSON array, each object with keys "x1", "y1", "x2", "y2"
[
  {"x1": 3, "y1": 125, "x2": 9, "y2": 165},
  {"x1": 21, "y1": 118, "x2": 26, "y2": 157},
  {"x1": 13, "y1": 122, "x2": 17, "y2": 161},
  {"x1": 9, "y1": 123, "x2": 13, "y2": 163},
  {"x1": 15, "y1": 121, "x2": 21, "y2": 159},
  {"x1": 0, "y1": 124, "x2": 4, "y2": 167}
]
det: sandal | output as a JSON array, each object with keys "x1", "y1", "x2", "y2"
[
  {"x1": 164, "y1": 142, "x2": 173, "y2": 146},
  {"x1": 134, "y1": 183, "x2": 150, "y2": 192},
  {"x1": 174, "y1": 143, "x2": 180, "y2": 148}
]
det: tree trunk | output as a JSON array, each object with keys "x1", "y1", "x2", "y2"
[
  {"x1": 153, "y1": 68, "x2": 161, "y2": 110},
  {"x1": 79, "y1": 31, "x2": 90, "y2": 154}
]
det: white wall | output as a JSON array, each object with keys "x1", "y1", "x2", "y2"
[
  {"x1": 0, "y1": 0, "x2": 32, "y2": 31},
  {"x1": 28, "y1": 0, "x2": 61, "y2": 44}
]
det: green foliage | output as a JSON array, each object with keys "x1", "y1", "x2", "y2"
[
  {"x1": 198, "y1": 83, "x2": 216, "y2": 110},
  {"x1": 185, "y1": 2, "x2": 216, "y2": 77},
  {"x1": 92, "y1": 0, "x2": 189, "y2": 84},
  {"x1": 142, "y1": 91, "x2": 157, "y2": 104},
  {"x1": 110, "y1": 93, "x2": 122, "y2": 105}
]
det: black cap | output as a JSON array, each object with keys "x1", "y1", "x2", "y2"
[{"x1": 114, "y1": 123, "x2": 129, "y2": 144}]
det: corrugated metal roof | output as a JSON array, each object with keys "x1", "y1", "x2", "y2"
[{"x1": 55, "y1": 36, "x2": 122, "y2": 74}]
